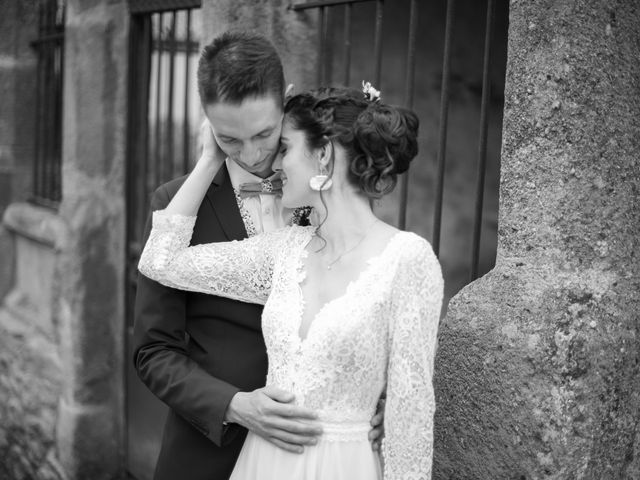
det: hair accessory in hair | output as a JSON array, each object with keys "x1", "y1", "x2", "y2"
[{"x1": 362, "y1": 81, "x2": 381, "y2": 103}]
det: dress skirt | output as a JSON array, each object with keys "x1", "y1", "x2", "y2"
[{"x1": 229, "y1": 422, "x2": 383, "y2": 480}]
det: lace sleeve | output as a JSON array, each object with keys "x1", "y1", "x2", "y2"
[
  {"x1": 382, "y1": 236, "x2": 444, "y2": 479},
  {"x1": 137, "y1": 210, "x2": 285, "y2": 304}
]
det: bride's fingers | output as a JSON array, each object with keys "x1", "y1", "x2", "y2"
[
  {"x1": 370, "y1": 411, "x2": 383, "y2": 427},
  {"x1": 368, "y1": 429, "x2": 383, "y2": 450},
  {"x1": 199, "y1": 120, "x2": 225, "y2": 167}
]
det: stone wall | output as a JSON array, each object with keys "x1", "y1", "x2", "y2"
[
  {"x1": 0, "y1": 0, "x2": 130, "y2": 478},
  {"x1": 434, "y1": 1, "x2": 640, "y2": 478},
  {"x1": 0, "y1": 2, "x2": 66, "y2": 479}
]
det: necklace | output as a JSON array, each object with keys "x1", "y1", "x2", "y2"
[{"x1": 322, "y1": 219, "x2": 380, "y2": 270}]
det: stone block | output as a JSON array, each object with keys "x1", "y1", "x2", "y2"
[{"x1": 2, "y1": 202, "x2": 68, "y2": 337}]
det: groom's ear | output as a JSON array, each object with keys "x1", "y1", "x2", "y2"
[{"x1": 284, "y1": 83, "x2": 295, "y2": 102}]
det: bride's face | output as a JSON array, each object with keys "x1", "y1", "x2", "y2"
[{"x1": 273, "y1": 120, "x2": 319, "y2": 209}]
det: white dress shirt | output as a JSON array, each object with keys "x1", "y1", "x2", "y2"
[{"x1": 226, "y1": 158, "x2": 293, "y2": 235}]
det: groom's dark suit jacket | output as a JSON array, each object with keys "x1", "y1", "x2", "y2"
[{"x1": 133, "y1": 164, "x2": 268, "y2": 480}]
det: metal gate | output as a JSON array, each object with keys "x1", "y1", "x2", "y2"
[
  {"x1": 125, "y1": 2, "x2": 202, "y2": 478},
  {"x1": 293, "y1": 0, "x2": 508, "y2": 288}
]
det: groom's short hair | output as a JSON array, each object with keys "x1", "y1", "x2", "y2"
[{"x1": 197, "y1": 31, "x2": 285, "y2": 107}]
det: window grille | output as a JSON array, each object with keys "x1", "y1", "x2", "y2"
[{"x1": 30, "y1": 0, "x2": 65, "y2": 208}]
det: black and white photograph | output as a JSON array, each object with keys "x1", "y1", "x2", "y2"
[{"x1": 0, "y1": 1, "x2": 638, "y2": 479}]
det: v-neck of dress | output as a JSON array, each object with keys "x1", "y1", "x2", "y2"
[{"x1": 294, "y1": 229, "x2": 405, "y2": 345}]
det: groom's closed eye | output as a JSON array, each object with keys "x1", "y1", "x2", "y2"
[
  {"x1": 256, "y1": 129, "x2": 274, "y2": 139},
  {"x1": 218, "y1": 136, "x2": 239, "y2": 145}
]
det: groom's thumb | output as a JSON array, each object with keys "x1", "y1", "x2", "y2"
[{"x1": 263, "y1": 385, "x2": 295, "y2": 404}]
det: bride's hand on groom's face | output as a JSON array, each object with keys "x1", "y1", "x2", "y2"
[
  {"x1": 199, "y1": 120, "x2": 226, "y2": 171},
  {"x1": 225, "y1": 385, "x2": 323, "y2": 454}
]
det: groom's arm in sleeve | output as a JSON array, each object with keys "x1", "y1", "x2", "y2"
[{"x1": 132, "y1": 184, "x2": 240, "y2": 447}]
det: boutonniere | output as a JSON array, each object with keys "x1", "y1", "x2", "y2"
[{"x1": 290, "y1": 206, "x2": 313, "y2": 226}]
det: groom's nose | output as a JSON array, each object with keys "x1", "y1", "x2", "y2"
[{"x1": 238, "y1": 143, "x2": 261, "y2": 164}]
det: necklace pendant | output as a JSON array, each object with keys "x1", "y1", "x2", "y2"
[{"x1": 327, "y1": 264, "x2": 332, "y2": 270}]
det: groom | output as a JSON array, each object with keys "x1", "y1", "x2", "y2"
[{"x1": 133, "y1": 31, "x2": 383, "y2": 480}]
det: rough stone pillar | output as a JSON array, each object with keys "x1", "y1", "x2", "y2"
[
  {"x1": 434, "y1": 1, "x2": 640, "y2": 478},
  {"x1": 53, "y1": 1, "x2": 129, "y2": 478},
  {"x1": 201, "y1": 0, "x2": 318, "y2": 93}
]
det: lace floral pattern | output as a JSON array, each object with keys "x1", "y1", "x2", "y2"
[
  {"x1": 233, "y1": 189, "x2": 259, "y2": 237},
  {"x1": 138, "y1": 210, "x2": 444, "y2": 480}
]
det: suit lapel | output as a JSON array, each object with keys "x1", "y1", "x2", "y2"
[{"x1": 204, "y1": 163, "x2": 248, "y2": 241}]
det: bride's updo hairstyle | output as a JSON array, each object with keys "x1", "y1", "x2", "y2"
[{"x1": 284, "y1": 87, "x2": 419, "y2": 198}]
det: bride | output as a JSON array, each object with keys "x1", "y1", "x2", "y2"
[{"x1": 138, "y1": 85, "x2": 443, "y2": 480}]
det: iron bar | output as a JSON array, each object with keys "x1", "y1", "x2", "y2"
[
  {"x1": 127, "y1": 14, "x2": 149, "y2": 265},
  {"x1": 33, "y1": 2, "x2": 44, "y2": 202},
  {"x1": 166, "y1": 11, "x2": 177, "y2": 179},
  {"x1": 43, "y1": 0, "x2": 55, "y2": 202},
  {"x1": 29, "y1": 32, "x2": 64, "y2": 45},
  {"x1": 291, "y1": 0, "x2": 374, "y2": 10},
  {"x1": 398, "y1": 0, "x2": 418, "y2": 230},
  {"x1": 31, "y1": 0, "x2": 64, "y2": 206},
  {"x1": 44, "y1": 3, "x2": 52, "y2": 201},
  {"x1": 470, "y1": 0, "x2": 496, "y2": 281},
  {"x1": 139, "y1": 17, "x2": 152, "y2": 239},
  {"x1": 153, "y1": 13, "x2": 164, "y2": 189},
  {"x1": 129, "y1": 0, "x2": 202, "y2": 14},
  {"x1": 373, "y1": 0, "x2": 383, "y2": 88},
  {"x1": 324, "y1": 7, "x2": 334, "y2": 85},
  {"x1": 53, "y1": 36, "x2": 64, "y2": 201},
  {"x1": 432, "y1": 0, "x2": 456, "y2": 256},
  {"x1": 151, "y1": 39, "x2": 199, "y2": 53},
  {"x1": 183, "y1": 9, "x2": 192, "y2": 174},
  {"x1": 342, "y1": 3, "x2": 352, "y2": 85},
  {"x1": 46, "y1": 42, "x2": 55, "y2": 201},
  {"x1": 317, "y1": 6, "x2": 328, "y2": 86}
]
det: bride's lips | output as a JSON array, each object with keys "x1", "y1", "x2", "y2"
[{"x1": 281, "y1": 173, "x2": 288, "y2": 186}]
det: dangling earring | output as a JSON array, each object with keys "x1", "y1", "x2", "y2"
[{"x1": 309, "y1": 164, "x2": 333, "y2": 191}]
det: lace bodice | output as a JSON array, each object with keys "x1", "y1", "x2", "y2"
[{"x1": 139, "y1": 211, "x2": 444, "y2": 480}]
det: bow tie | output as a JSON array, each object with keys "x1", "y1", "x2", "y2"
[{"x1": 238, "y1": 177, "x2": 283, "y2": 199}]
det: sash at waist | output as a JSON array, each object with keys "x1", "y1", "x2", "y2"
[{"x1": 318, "y1": 420, "x2": 371, "y2": 442}]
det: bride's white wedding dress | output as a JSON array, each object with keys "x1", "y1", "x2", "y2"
[{"x1": 138, "y1": 211, "x2": 443, "y2": 480}]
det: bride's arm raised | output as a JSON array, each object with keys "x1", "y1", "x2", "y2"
[
  {"x1": 137, "y1": 123, "x2": 280, "y2": 305},
  {"x1": 383, "y1": 237, "x2": 444, "y2": 479}
]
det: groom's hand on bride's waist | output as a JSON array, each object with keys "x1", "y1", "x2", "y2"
[{"x1": 224, "y1": 385, "x2": 323, "y2": 454}]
